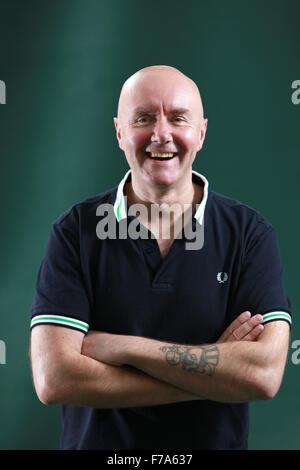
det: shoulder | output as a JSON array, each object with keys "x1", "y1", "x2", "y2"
[
  {"x1": 208, "y1": 189, "x2": 274, "y2": 236},
  {"x1": 52, "y1": 186, "x2": 117, "y2": 231}
]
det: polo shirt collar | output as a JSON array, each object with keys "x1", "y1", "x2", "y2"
[{"x1": 113, "y1": 169, "x2": 209, "y2": 225}]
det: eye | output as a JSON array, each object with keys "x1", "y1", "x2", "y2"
[
  {"x1": 136, "y1": 115, "x2": 152, "y2": 124},
  {"x1": 172, "y1": 116, "x2": 185, "y2": 123}
]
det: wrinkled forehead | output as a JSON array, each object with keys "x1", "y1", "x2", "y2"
[{"x1": 118, "y1": 71, "x2": 203, "y2": 122}]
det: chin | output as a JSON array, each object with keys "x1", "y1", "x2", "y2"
[{"x1": 144, "y1": 170, "x2": 177, "y2": 186}]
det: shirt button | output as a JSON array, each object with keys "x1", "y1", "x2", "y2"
[{"x1": 145, "y1": 247, "x2": 153, "y2": 254}]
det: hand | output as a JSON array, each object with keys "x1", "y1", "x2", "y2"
[
  {"x1": 82, "y1": 331, "x2": 127, "y2": 366},
  {"x1": 217, "y1": 311, "x2": 264, "y2": 343}
]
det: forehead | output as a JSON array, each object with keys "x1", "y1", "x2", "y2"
[{"x1": 123, "y1": 72, "x2": 201, "y2": 117}]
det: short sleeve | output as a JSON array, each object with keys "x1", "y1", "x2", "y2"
[
  {"x1": 30, "y1": 211, "x2": 91, "y2": 334},
  {"x1": 230, "y1": 222, "x2": 292, "y2": 327}
]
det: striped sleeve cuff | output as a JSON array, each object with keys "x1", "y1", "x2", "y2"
[
  {"x1": 262, "y1": 311, "x2": 292, "y2": 326},
  {"x1": 30, "y1": 315, "x2": 89, "y2": 334}
]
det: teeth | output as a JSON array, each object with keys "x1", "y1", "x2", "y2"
[{"x1": 150, "y1": 153, "x2": 175, "y2": 158}]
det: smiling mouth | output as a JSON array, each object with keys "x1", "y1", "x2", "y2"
[{"x1": 146, "y1": 152, "x2": 177, "y2": 161}]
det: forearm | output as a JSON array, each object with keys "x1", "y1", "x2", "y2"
[
  {"x1": 81, "y1": 331, "x2": 270, "y2": 403},
  {"x1": 123, "y1": 337, "x2": 271, "y2": 403},
  {"x1": 38, "y1": 351, "x2": 200, "y2": 408}
]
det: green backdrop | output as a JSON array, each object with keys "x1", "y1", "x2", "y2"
[{"x1": 0, "y1": 0, "x2": 299, "y2": 450}]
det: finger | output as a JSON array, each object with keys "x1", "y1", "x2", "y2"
[
  {"x1": 242, "y1": 324, "x2": 264, "y2": 341},
  {"x1": 231, "y1": 314, "x2": 263, "y2": 341},
  {"x1": 219, "y1": 311, "x2": 251, "y2": 342}
]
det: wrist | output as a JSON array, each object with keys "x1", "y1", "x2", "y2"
[{"x1": 119, "y1": 334, "x2": 139, "y2": 365}]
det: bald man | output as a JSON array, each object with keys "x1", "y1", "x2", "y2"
[
  {"x1": 30, "y1": 65, "x2": 291, "y2": 450},
  {"x1": 114, "y1": 65, "x2": 207, "y2": 256}
]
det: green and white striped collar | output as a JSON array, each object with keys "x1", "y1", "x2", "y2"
[{"x1": 113, "y1": 169, "x2": 209, "y2": 225}]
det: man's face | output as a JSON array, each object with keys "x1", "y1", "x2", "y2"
[{"x1": 114, "y1": 70, "x2": 207, "y2": 188}]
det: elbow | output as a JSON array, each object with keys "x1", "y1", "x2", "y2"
[
  {"x1": 33, "y1": 367, "x2": 65, "y2": 406},
  {"x1": 37, "y1": 382, "x2": 60, "y2": 406},
  {"x1": 255, "y1": 367, "x2": 283, "y2": 401}
]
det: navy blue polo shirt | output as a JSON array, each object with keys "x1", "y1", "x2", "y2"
[{"x1": 30, "y1": 170, "x2": 292, "y2": 450}]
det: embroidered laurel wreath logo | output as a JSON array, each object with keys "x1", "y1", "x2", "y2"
[{"x1": 217, "y1": 272, "x2": 228, "y2": 284}]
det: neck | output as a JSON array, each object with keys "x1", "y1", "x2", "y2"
[
  {"x1": 124, "y1": 172, "x2": 203, "y2": 241},
  {"x1": 125, "y1": 172, "x2": 202, "y2": 210}
]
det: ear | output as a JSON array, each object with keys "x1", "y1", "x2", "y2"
[
  {"x1": 114, "y1": 117, "x2": 124, "y2": 151},
  {"x1": 196, "y1": 118, "x2": 208, "y2": 151}
]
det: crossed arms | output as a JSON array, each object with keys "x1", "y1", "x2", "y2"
[{"x1": 30, "y1": 311, "x2": 290, "y2": 407}]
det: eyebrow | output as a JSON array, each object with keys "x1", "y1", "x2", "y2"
[
  {"x1": 169, "y1": 108, "x2": 191, "y2": 116},
  {"x1": 132, "y1": 107, "x2": 192, "y2": 117},
  {"x1": 132, "y1": 108, "x2": 155, "y2": 116}
]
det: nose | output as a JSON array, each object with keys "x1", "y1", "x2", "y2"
[{"x1": 150, "y1": 116, "x2": 172, "y2": 144}]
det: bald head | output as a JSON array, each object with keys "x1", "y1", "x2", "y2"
[
  {"x1": 117, "y1": 65, "x2": 204, "y2": 127},
  {"x1": 113, "y1": 65, "x2": 208, "y2": 188}
]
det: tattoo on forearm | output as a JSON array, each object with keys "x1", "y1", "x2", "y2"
[{"x1": 159, "y1": 345, "x2": 220, "y2": 376}]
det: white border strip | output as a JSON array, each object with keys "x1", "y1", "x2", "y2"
[
  {"x1": 192, "y1": 171, "x2": 209, "y2": 225},
  {"x1": 262, "y1": 311, "x2": 292, "y2": 325},
  {"x1": 114, "y1": 169, "x2": 131, "y2": 221},
  {"x1": 30, "y1": 314, "x2": 89, "y2": 333}
]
